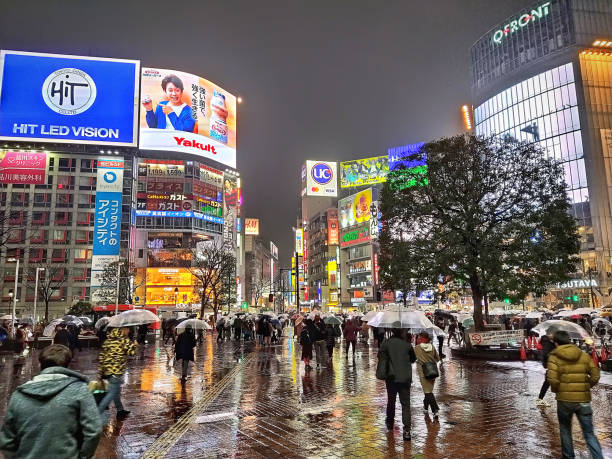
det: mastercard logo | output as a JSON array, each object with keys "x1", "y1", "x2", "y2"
[{"x1": 312, "y1": 186, "x2": 319, "y2": 192}]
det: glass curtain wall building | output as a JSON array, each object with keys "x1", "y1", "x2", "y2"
[{"x1": 470, "y1": 0, "x2": 612, "y2": 305}]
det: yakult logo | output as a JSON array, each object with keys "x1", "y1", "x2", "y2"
[
  {"x1": 311, "y1": 162, "x2": 333, "y2": 185},
  {"x1": 41, "y1": 68, "x2": 97, "y2": 115}
]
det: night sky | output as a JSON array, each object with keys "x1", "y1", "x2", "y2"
[{"x1": 0, "y1": 0, "x2": 533, "y2": 264}]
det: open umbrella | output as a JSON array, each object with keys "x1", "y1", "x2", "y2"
[
  {"x1": 95, "y1": 317, "x2": 110, "y2": 329},
  {"x1": 43, "y1": 318, "x2": 65, "y2": 337},
  {"x1": 461, "y1": 317, "x2": 475, "y2": 329},
  {"x1": 175, "y1": 319, "x2": 211, "y2": 331},
  {"x1": 526, "y1": 311, "x2": 544, "y2": 319},
  {"x1": 323, "y1": 316, "x2": 342, "y2": 325},
  {"x1": 62, "y1": 315, "x2": 83, "y2": 326},
  {"x1": 107, "y1": 309, "x2": 160, "y2": 328},
  {"x1": 556, "y1": 310, "x2": 575, "y2": 318},
  {"x1": 363, "y1": 310, "x2": 379, "y2": 322},
  {"x1": 367, "y1": 308, "x2": 432, "y2": 329},
  {"x1": 78, "y1": 316, "x2": 93, "y2": 326},
  {"x1": 290, "y1": 313, "x2": 301, "y2": 320},
  {"x1": 532, "y1": 320, "x2": 590, "y2": 341},
  {"x1": 573, "y1": 307, "x2": 596, "y2": 315}
]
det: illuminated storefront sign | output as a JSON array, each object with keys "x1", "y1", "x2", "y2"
[
  {"x1": 338, "y1": 188, "x2": 372, "y2": 230},
  {"x1": 305, "y1": 160, "x2": 337, "y2": 196},
  {"x1": 0, "y1": 151, "x2": 47, "y2": 184},
  {"x1": 134, "y1": 209, "x2": 223, "y2": 224},
  {"x1": 491, "y1": 2, "x2": 551, "y2": 44},
  {"x1": 340, "y1": 226, "x2": 370, "y2": 247},
  {"x1": 295, "y1": 228, "x2": 303, "y2": 255},
  {"x1": 388, "y1": 143, "x2": 426, "y2": 170},
  {"x1": 327, "y1": 208, "x2": 339, "y2": 245},
  {"x1": 245, "y1": 218, "x2": 259, "y2": 235},
  {"x1": 340, "y1": 156, "x2": 389, "y2": 188},
  {"x1": 555, "y1": 279, "x2": 598, "y2": 289}
]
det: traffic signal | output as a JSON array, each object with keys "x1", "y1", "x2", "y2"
[
  {"x1": 572, "y1": 295, "x2": 579, "y2": 302},
  {"x1": 503, "y1": 298, "x2": 511, "y2": 304},
  {"x1": 376, "y1": 290, "x2": 382, "y2": 301}
]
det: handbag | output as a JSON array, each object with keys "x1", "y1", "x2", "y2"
[
  {"x1": 376, "y1": 350, "x2": 392, "y2": 380},
  {"x1": 88, "y1": 379, "x2": 108, "y2": 405},
  {"x1": 422, "y1": 361, "x2": 439, "y2": 379}
]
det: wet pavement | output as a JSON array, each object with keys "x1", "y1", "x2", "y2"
[{"x1": 2, "y1": 334, "x2": 612, "y2": 458}]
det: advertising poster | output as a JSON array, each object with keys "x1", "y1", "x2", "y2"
[
  {"x1": 245, "y1": 218, "x2": 259, "y2": 235},
  {"x1": 340, "y1": 226, "x2": 370, "y2": 248},
  {"x1": 305, "y1": 160, "x2": 337, "y2": 196},
  {"x1": 338, "y1": 188, "x2": 372, "y2": 230},
  {"x1": 0, "y1": 51, "x2": 139, "y2": 146},
  {"x1": 339, "y1": 156, "x2": 389, "y2": 188},
  {"x1": 223, "y1": 174, "x2": 238, "y2": 249},
  {"x1": 295, "y1": 228, "x2": 304, "y2": 255},
  {"x1": 0, "y1": 151, "x2": 47, "y2": 184},
  {"x1": 139, "y1": 67, "x2": 237, "y2": 168},
  {"x1": 327, "y1": 208, "x2": 339, "y2": 245},
  {"x1": 270, "y1": 241, "x2": 279, "y2": 259},
  {"x1": 388, "y1": 142, "x2": 426, "y2": 170},
  {"x1": 90, "y1": 158, "x2": 124, "y2": 301}
]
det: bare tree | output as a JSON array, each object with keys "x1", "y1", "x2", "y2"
[
  {"x1": 27, "y1": 263, "x2": 68, "y2": 323},
  {"x1": 188, "y1": 239, "x2": 236, "y2": 321},
  {"x1": 95, "y1": 259, "x2": 144, "y2": 306}
]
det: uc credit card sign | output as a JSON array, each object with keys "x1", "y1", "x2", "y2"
[{"x1": 0, "y1": 50, "x2": 140, "y2": 146}]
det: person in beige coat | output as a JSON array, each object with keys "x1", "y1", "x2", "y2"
[{"x1": 414, "y1": 332, "x2": 440, "y2": 417}]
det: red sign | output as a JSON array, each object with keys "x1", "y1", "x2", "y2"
[
  {"x1": 373, "y1": 253, "x2": 379, "y2": 285},
  {"x1": 0, "y1": 151, "x2": 46, "y2": 184}
]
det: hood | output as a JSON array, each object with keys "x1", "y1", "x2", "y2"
[
  {"x1": 419, "y1": 343, "x2": 434, "y2": 352},
  {"x1": 551, "y1": 344, "x2": 583, "y2": 362},
  {"x1": 107, "y1": 328, "x2": 125, "y2": 340},
  {"x1": 17, "y1": 367, "x2": 87, "y2": 400}
]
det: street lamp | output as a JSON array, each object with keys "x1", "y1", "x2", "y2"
[{"x1": 33, "y1": 267, "x2": 45, "y2": 326}]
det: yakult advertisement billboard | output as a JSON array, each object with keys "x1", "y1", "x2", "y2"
[
  {"x1": 0, "y1": 51, "x2": 139, "y2": 146},
  {"x1": 139, "y1": 68, "x2": 237, "y2": 168}
]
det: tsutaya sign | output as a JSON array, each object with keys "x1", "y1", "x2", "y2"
[
  {"x1": 556, "y1": 279, "x2": 598, "y2": 289},
  {"x1": 492, "y1": 2, "x2": 551, "y2": 44}
]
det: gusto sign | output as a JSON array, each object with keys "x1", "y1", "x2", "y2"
[{"x1": 492, "y1": 2, "x2": 551, "y2": 44}]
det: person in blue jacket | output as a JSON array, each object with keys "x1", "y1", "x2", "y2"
[{"x1": 143, "y1": 74, "x2": 196, "y2": 132}]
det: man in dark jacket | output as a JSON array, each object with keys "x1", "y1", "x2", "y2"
[
  {"x1": 546, "y1": 330, "x2": 602, "y2": 459},
  {"x1": 378, "y1": 328, "x2": 417, "y2": 441},
  {"x1": 0, "y1": 344, "x2": 102, "y2": 458},
  {"x1": 53, "y1": 323, "x2": 71, "y2": 347},
  {"x1": 175, "y1": 325, "x2": 196, "y2": 383}
]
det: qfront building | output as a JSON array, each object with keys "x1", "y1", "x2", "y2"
[
  {"x1": 470, "y1": 0, "x2": 612, "y2": 306},
  {"x1": 0, "y1": 50, "x2": 242, "y2": 319}
]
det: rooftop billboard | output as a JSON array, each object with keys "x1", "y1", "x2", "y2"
[
  {"x1": 339, "y1": 156, "x2": 389, "y2": 188},
  {"x1": 139, "y1": 67, "x2": 236, "y2": 168},
  {"x1": 0, "y1": 50, "x2": 139, "y2": 146},
  {"x1": 305, "y1": 160, "x2": 337, "y2": 197}
]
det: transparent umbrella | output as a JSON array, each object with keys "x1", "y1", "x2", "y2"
[
  {"x1": 62, "y1": 315, "x2": 83, "y2": 326},
  {"x1": 0, "y1": 314, "x2": 14, "y2": 321},
  {"x1": 43, "y1": 319, "x2": 64, "y2": 337},
  {"x1": 176, "y1": 319, "x2": 211, "y2": 332},
  {"x1": 95, "y1": 317, "x2": 110, "y2": 329},
  {"x1": 363, "y1": 310, "x2": 379, "y2": 322},
  {"x1": 367, "y1": 308, "x2": 432, "y2": 329},
  {"x1": 107, "y1": 309, "x2": 160, "y2": 328},
  {"x1": 532, "y1": 320, "x2": 590, "y2": 341},
  {"x1": 78, "y1": 316, "x2": 93, "y2": 326},
  {"x1": 593, "y1": 318, "x2": 612, "y2": 331}
]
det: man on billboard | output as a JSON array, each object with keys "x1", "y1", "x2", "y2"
[{"x1": 142, "y1": 74, "x2": 195, "y2": 132}]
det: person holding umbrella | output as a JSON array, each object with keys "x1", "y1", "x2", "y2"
[
  {"x1": 97, "y1": 327, "x2": 136, "y2": 420},
  {"x1": 175, "y1": 325, "x2": 196, "y2": 383},
  {"x1": 377, "y1": 328, "x2": 416, "y2": 441}
]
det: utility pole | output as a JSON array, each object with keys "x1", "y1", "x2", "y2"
[{"x1": 114, "y1": 262, "x2": 120, "y2": 315}]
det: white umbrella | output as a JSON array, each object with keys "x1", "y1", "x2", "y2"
[
  {"x1": 362, "y1": 310, "x2": 379, "y2": 322},
  {"x1": 107, "y1": 309, "x2": 160, "y2": 328},
  {"x1": 43, "y1": 319, "x2": 64, "y2": 337},
  {"x1": 0, "y1": 314, "x2": 15, "y2": 321},
  {"x1": 573, "y1": 308, "x2": 595, "y2": 315},
  {"x1": 556, "y1": 310, "x2": 576, "y2": 318},
  {"x1": 526, "y1": 312, "x2": 544, "y2": 319},
  {"x1": 95, "y1": 317, "x2": 110, "y2": 329},
  {"x1": 62, "y1": 315, "x2": 83, "y2": 325},
  {"x1": 176, "y1": 319, "x2": 211, "y2": 332},
  {"x1": 532, "y1": 320, "x2": 590, "y2": 341},
  {"x1": 593, "y1": 318, "x2": 612, "y2": 330},
  {"x1": 368, "y1": 308, "x2": 432, "y2": 329}
]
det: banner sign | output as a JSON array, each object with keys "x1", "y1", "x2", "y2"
[
  {"x1": 468, "y1": 330, "x2": 524, "y2": 346},
  {"x1": 295, "y1": 228, "x2": 304, "y2": 255},
  {"x1": 0, "y1": 151, "x2": 47, "y2": 184},
  {"x1": 327, "y1": 208, "x2": 339, "y2": 245},
  {"x1": 270, "y1": 241, "x2": 279, "y2": 259},
  {"x1": 0, "y1": 51, "x2": 139, "y2": 146},
  {"x1": 139, "y1": 67, "x2": 236, "y2": 168},
  {"x1": 340, "y1": 226, "x2": 370, "y2": 247},
  {"x1": 388, "y1": 143, "x2": 426, "y2": 170},
  {"x1": 339, "y1": 156, "x2": 389, "y2": 188}
]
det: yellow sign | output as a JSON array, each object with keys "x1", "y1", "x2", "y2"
[
  {"x1": 146, "y1": 267, "x2": 193, "y2": 286},
  {"x1": 338, "y1": 188, "x2": 372, "y2": 229},
  {"x1": 339, "y1": 156, "x2": 389, "y2": 188}
]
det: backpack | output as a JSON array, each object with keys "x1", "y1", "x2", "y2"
[{"x1": 300, "y1": 329, "x2": 312, "y2": 346}]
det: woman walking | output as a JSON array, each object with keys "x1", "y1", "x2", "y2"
[
  {"x1": 300, "y1": 319, "x2": 314, "y2": 370},
  {"x1": 175, "y1": 325, "x2": 196, "y2": 383},
  {"x1": 414, "y1": 332, "x2": 440, "y2": 418}
]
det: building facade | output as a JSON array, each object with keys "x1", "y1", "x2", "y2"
[{"x1": 470, "y1": 0, "x2": 612, "y2": 306}]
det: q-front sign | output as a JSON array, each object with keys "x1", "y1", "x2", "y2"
[
  {"x1": 556, "y1": 279, "x2": 598, "y2": 289},
  {"x1": 492, "y1": 2, "x2": 551, "y2": 45}
]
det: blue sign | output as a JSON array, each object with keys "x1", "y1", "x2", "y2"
[
  {"x1": 311, "y1": 162, "x2": 333, "y2": 184},
  {"x1": 0, "y1": 51, "x2": 139, "y2": 146},
  {"x1": 134, "y1": 209, "x2": 224, "y2": 224},
  {"x1": 388, "y1": 142, "x2": 426, "y2": 170},
  {"x1": 92, "y1": 192, "x2": 122, "y2": 255}
]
